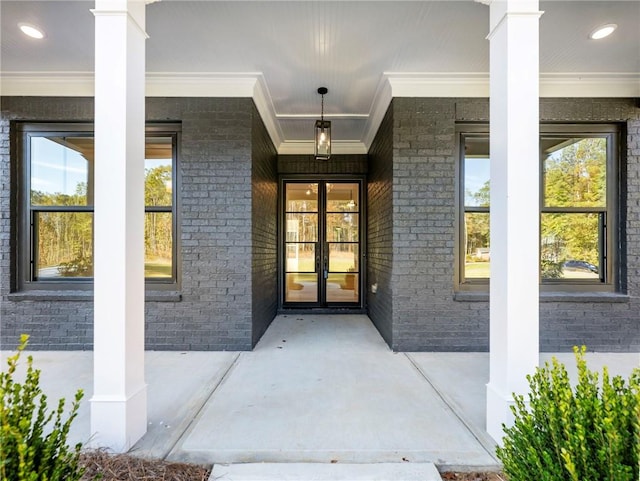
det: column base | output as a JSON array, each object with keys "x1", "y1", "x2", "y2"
[
  {"x1": 90, "y1": 383, "x2": 147, "y2": 452},
  {"x1": 485, "y1": 382, "x2": 516, "y2": 445}
]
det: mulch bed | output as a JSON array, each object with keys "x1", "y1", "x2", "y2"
[
  {"x1": 79, "y1": 450, "x2": 505, "y2": 480},
  {"x1": 441, "y1": 472, "x2": 505, "y2": 481},
  {"x1": 79, "y1": 451, "x2": 211, "y2": 481}
]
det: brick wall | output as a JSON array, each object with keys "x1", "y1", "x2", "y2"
[
  {"x1": 391, "y1": 97, "x2": 640, "y2": 352},
  {"x1": 251, "y1": 104, "x2": 278, "y2": 346},
  {"x1": 366, "y1": 104, "x2": 394, "y2": 345},
  {"x1": 0, "y1": 97, "x2": 96, "y2": 350},
  {"x1": 0, "y1": 96, "x2": 275, "y2": 350},
  {"x1": 2, "y1": 96, "x2": 639, "y2": 353},
  {"x1": 278, "y1": 154, "x2": 368, "y2": 175}
]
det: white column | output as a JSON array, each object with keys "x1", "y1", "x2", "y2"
[
  {"x1": 90, "y1": 0, "x2": 147, "y2": 452},
  {"x1": 486, "y1": 0, "x2": 542, "y2": 443}
]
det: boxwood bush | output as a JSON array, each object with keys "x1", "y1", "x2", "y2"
[
  {"x1": 496, "y1": 346, "x2": 640, "y2": 481},
  {"x1": 0, "y1": 334, "x2": 85, "y2": 481}
]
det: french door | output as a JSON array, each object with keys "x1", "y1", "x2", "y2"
[{"x1": 282, "y1": 179, "x2": 362, "y2": 308}]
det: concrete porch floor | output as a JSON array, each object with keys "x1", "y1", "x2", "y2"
[{"x1": 2, "y1": 314, "x2": 639, "y2": 474}]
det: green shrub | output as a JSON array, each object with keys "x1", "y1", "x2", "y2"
[
  {"x1": 496, "y1": 346, "x2": 640, "y2": 481},
  {"x1": 0, "y1": 334, "x2": 85, "y2": 481}
]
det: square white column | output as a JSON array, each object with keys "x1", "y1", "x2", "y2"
[
  {"x1": 486, "y1": 0, "x2": 542, "y2": 443},
  {"x1": 90, "y1": 0, "x2": 147, "y2": 452}
]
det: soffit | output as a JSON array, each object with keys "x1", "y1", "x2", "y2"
[{"x1": 1, "y1": 1, "x2": 639, "y2": 154}]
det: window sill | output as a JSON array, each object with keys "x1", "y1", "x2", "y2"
[
  {"x1": 454, "y1": 291, "x2": 629, "y2": 303},
  {"x1": 8, "y1": 290, "x2": 182, "y2": 302}
]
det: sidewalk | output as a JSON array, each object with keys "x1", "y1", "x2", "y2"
[{"x1": 2, "y1": 314, "x2": 638, "y2": 473}]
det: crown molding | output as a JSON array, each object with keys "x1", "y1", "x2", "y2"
[
  {"x1": 2, "y1": 71, "x2": 638, "y2": 156},
  {"x1": 0, "y1": 72, "x2": 95, "y2": 96},
  {"x1": 361, "y1": 75, "x2": 393, "y2": 150},
  {"x1": 145, "y1": 72, "x2": 260, "y2": 96},
  {"x1": 539, "y1": 73, "x2": 640, "y2": 97},
  {"x1": 385, "y1": 72, "x2": 490, "y2": 98},
  {"x1": 381, "y1": 72, "x2": 640, "y2": 98},
  {"x1": 251, "y1": 74, "x2": 285, "y2": 151}
]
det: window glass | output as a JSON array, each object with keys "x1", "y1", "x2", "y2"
[
  {"x1": 326, "y1": 214, "x2": 358, "y2": 242},
  {"x1": 326, "y1": 183, "x2": 359, "y2": 212},
  {"x1": 541, "y1": 212, "x2": 601, "y2": 280},
  {"x1": 464, "y1": 212, "x2": 490, "y2": 279},
  {"x1": 285, "y1": 183, "x2": 318, "y2": 212},
  {"x1": 35, "y1": 212, "x2": 93, "y2": 278},
  {"x1": 23, "y1": 127, "x2": 178, "y2": 285},
  {"x1": 30, "y1": 136, "x2": 92, "y2": 206},
  {"x1": 464, "y1": 138, "x2": 490, "y2": 207},
  {"x1": 462, "y1": 136, "x2": 490, "y2": 280},
  {"x1": 543, "y1": 137, "x2": 606, "y2": 208},
  {"x1": 458, "y1": 127, "x2": 615, "y2": 289},
  {"x1": 145, "y1": 137, "x2": 173, "y2": 207},
  {"x1": 144, "y1": 212, "x2": 173, "y2": 278}
]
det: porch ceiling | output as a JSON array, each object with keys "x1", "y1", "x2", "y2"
[{"x1": 1, "y1": 1, "x2": 639, "y2": 154}]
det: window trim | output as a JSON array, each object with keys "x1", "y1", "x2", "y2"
[
  {"x1": 455, "y1": 122, "x2": 622, "y2": 293},
  {"x1": 16, "y1": 122, "x2": 181, "y2": 292}
]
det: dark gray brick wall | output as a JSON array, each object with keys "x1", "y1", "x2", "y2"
[
  {"x1": 391, "y1": 98, "x2": 472, "y2": 351},
  {"x1": 278, "y1": 154, "x2": 368, "y2": 175},
  {"x1": 251, "y1": 103, "x2": 278, "y2": 346},
  {"x1": 366, "y1": 103, "x2": 394, "y2": 346},
  {"x1": 0, "y1": 96, "x2": 269, "y2": 351},
  {"x1": 0, "y1": 97, "x2": 96, "y2": 350},
  {"x1": 146, "y1": 97, "x2": 254, "y2": 351},
  {"x1": 2, "y1": 96, "x2": 639, "y2": 353},
  {"x1": 391, "y1": 97, "x2": 640, "y2": 352}
]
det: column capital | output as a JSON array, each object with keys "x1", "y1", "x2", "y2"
[
  {"x1": 91, "y1": 0, "x2": 147, "y2": 39},
  {"x1": 488, "y1": 0, "x2": 543, "y2": 38}
]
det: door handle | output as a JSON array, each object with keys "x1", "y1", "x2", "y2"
[
  {"x1": 324, "y1": 256, "x2": 328, "y2": 279},
  {"x1": 316, "y1": 255, "x2": 320, "y2": 272}
]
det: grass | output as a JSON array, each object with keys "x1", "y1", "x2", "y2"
[
  {"x1": 144, "y1": 259, "x2": 172, "y2": 278},
  {"x1": 465, "y1": 262, "x2": 600, "y2": 280}
]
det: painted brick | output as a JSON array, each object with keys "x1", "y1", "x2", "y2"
[
  {"x1": 389, "y1": 97, "x2": 640, "y2": 352},
  {"x1": 367, "y1": 102, "x2": 394, "y2": 345},
  {"x1": 0, "y1": 97, "x2": 277, "y2": 351}
]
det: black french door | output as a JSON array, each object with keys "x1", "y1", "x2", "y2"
[{"x1": 282, "y1": 179, "x2": 362, "y2": 308}]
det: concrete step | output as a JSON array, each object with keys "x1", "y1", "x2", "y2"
[{"x1": 210, "y1": 462, "x2": 442, "y2": 481}]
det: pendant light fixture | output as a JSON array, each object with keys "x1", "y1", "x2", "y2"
[{"x1": 314, "y1": 87, "x2": 331, "y2": 161}]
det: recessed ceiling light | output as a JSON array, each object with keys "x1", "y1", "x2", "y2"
[
  {"x1": 19, "y1": 23, "x2": 45, "y2": 40},
  {"x1": 589, "y1": 24, "x2": 617, "y2": 40}
]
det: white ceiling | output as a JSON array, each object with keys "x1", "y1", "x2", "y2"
[{"x1": 1, "y1": 1, "x2": 639, "y2": 153}]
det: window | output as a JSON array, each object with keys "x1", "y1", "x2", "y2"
[
  {"x1": 457, "y1": 124, "x2": 620, "y2": 291},
  {"x1": 18, "y1": 123, "x2": 179, "y2": 289}
]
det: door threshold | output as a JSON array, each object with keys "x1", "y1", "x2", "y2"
[{"x1": 278, "y1": 308, "x2": 367, "y2": 315}]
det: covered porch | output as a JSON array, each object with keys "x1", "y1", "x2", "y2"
[{"x1": 3, "y1": 314, "x2": 638, "y2": 472}]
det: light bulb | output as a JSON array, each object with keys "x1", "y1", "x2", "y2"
[
  {"x1": 19, "y1": 23, "x2": 45, "y2": 39},
  {"x1": 589, "y1": 24, "x2": 617, "y2": 40}
]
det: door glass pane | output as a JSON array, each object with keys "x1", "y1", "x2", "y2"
[
  {"x1": 327, "y1": 183, "x2": 359, "y2": 212},
  {"x1": 30, "y1": 136, "x2": 93, "y2": 206},
  {"x1": 326, "y1": 214, "x2": 358, "y2": 242},
  {"x1": 285, "y1": 243, "x2": 316, "y2": 273},
  {"x1": 326, "y1": 273, "x2": 358, "y2": 303},
  {"x1": 464, "y1": 212, "x2": 490, "y2": 279},
  {"x1": 285, "y1": 273, "x2": 317, "y2": 303},
  {"x1": 145, "y1": 212, "x2": 173, "y2": 278},
  {"x1": 328, "y1": 243, "x2": 358, "y2": 272},
  {"x1": 35, "y1": 212, "x2": 93, "y2": 278},
  {"x1": 286, "y1": 183, "x2": 318, "y2": 212},
  {"x1": 541, "y1": 213, "x2": 601, "y2": 280},
  {"x1": 542, "y1": 137, "x2": 607, "y2": 208},
  {"x1": 286, "y1": 213, "x2": 318, "y2": 242}
]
